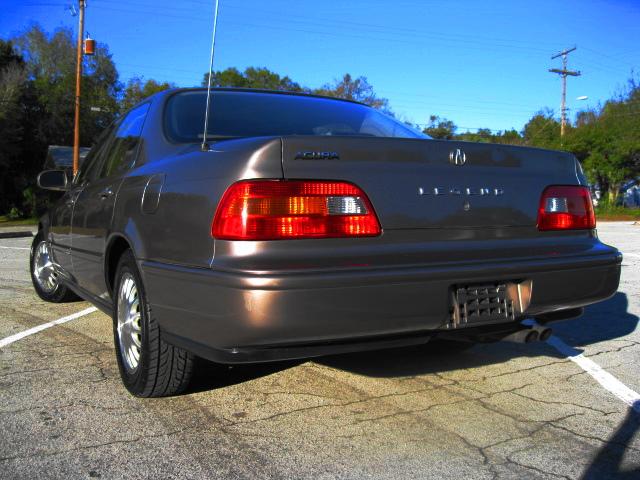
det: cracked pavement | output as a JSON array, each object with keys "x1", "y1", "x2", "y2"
[{"x1": 0, "y1": 222, "x2": 639, "y2": 479}]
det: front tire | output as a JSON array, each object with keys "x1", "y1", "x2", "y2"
[
  {"x1": 113, "y1": 250, "x2": 195, "y2": 397},
  {"x1": 30, "y1": 233, "x2": 79, "y2": 303}
]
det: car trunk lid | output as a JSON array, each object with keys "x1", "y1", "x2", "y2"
[{"x1": 281, "y1": 136, "x2": 580, "y2": 230}]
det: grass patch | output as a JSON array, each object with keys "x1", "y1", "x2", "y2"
[
  {"x1": 0, "y1": 215, "x2": 38, "y2": 227},
  {"x1": 595, "y1": 204, "x2": 640, "y2": 221}
]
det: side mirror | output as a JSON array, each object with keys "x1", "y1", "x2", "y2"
[{"x1": 37, "y1": 170, "x2": 69, "y2": 191}]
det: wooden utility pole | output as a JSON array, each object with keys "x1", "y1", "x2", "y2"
[
  {"x1": 549, "y1": 47, "x2": 581, "y2": 140},
  {"x1": 72, "y1": 0, "x2": 86, "y2": 176}
]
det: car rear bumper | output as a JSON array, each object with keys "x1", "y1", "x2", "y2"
[{"x1": 141, "y1": 248, "x2": 622, "y2": 363}]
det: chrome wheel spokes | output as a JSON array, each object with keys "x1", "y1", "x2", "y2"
[
  {"x1": 33, "y1": 241, "x2": 58, "y2": 293},
  {"x1": 116, "y1": 273, "x2": 142, "y2": 372}
]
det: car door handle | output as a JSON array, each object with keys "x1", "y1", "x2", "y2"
[{"x1": 99, "y1": 188, "x2": 114, "y2": 199}]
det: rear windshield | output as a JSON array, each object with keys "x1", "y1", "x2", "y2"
[{"x1": 164, "y1": 90, "x2": 427, "y2": 142}]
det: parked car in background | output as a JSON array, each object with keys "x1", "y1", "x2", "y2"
[
  {"x1": 44, "y1": 145, "x2": 91, "y2": 173},
  {"x1": 589, "y1": 185, "x2": 601, "y2": 208},
  {"x1": 621, "y1": 179, "x2": 640, "y2": 208},
  {"x1": 32, "y1": 88, "x2": 622, "y2": 397}
]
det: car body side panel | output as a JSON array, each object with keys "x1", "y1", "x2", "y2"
[
  {"x1": 111, "y1": 137, "x2": 284, "y2": 270},
  {"x1": 71, "y1": 176, "x2": 124, "y2": 299},
  {"x1": 48, "y1": 187, "x2": 82, "y2": 277}
]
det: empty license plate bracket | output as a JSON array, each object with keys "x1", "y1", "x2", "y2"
[{"x1": 448, "y1": 280, "x2": 532, "y2": 329}]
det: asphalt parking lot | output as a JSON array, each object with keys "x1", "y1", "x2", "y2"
[{"x1": 1, "y1": 222, "x2": 639, "y2": 479}]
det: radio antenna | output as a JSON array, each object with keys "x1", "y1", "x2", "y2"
[{"x1": 201, "y1": 0, "x2": 221, "y2": 152}]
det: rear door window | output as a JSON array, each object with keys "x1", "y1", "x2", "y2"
[{"x1": 99, "y1": 103, "x2": 150, "y2": 179}]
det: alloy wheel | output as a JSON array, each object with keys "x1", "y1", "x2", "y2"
[{"x1": 116, "y1": 272, "x2": 142, "y2": 372}]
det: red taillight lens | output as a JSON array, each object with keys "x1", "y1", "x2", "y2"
[
  {"x1": 537, "y1": 185, "x2": 596, "y2": 231},
  {"x1": 212, "y1": 180, "x2": 382, "y2": 240}
]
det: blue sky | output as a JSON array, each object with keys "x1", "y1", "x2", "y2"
[{"x1": 2, "y1": 0, "x2": 639, "y2": 133}]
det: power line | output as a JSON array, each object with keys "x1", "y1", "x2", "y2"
[
  {"x1": 85, "y1": 2, "x2": 552, "y2": 57},
  {"x1": 90, "y1": 0, "x2": 557, "y2": 53}
]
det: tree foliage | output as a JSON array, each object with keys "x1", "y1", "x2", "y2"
[
  {"x1": 121, "y1": 77, "x2": 174, "y2": 111},
  {"x1": 0, "y1": 39, "x2": 27, "y2": 212},
  {"x1": 455, "y1": 128, "x2": 523, "y2": 145},
  {"x1": 0, "y1": 25, "x2": 120, "y2": 216},
  {"x1": 422, "y1": 115, "x2": 457, "y2": 139},
  {"x1": 565, "y1": 80, "x2": 640, "y2": 201},
  {"x1": 313, "y1": 73, "x2": 390, "y2": 111},
  {"x1": 202, "y1": 66, "x2": 302, "y2": 92},
  {"x1": 521, "y1": 109, "x2": 561, "y2": 150},
  {"x1": 202, "y1": 68, "x2": 391, "y2": 111}
]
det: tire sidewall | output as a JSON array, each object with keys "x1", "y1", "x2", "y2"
[{"x1": 112, "y1": 250, "x2": 153, "y2": 395}]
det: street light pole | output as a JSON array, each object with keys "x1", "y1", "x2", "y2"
[{"x1": 72, "y1": 0, "x2": 86, "y2": 177}]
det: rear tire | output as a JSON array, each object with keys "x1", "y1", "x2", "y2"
[
  {"x1": 30, "y1": 233, "x2": 79, "y2": 303},
  {"x1": 112, "y1": 250, "x2": 195, "y2": 397}
]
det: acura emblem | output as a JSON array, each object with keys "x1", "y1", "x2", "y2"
[{"x1": 449, "y1": 148, "x2": 466, "y2": 166}]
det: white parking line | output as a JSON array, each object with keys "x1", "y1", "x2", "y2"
[
  {"x1": 0, "y1": 307, "x2": 98, "y2": 348},
  {"x1": 623, "y1": 252, "x2": 640, "y2": 259},
  {"x1": 0, "y1": 245, "x2": 30, "y2": 250},
  {"x1": 544, "y1": 330, "x2": 640, "y2": 413}
]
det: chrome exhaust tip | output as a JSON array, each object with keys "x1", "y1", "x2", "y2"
[
  {"x1": 501, "y1": 328, "x2": 539, "y2": 344},
  {"x1": 531, "y1": 325, "x2": 553, "y2": 342}
]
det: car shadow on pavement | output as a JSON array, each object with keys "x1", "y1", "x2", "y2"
[
  {"x1": 580, "y1": 402, "x2": 640, "y2": 479},
  {"x1": 550, "y1": 292, "x2": 639, "y2": 350},
  {"x1": 317, "y1": 292, "x2": 638, "y2": 378},
  {"x1": 186, "y1": 358, "x2": 303, "y2": 394}
]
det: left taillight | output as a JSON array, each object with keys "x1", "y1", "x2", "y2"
[
  {"x1": 537, "y1": 185, "x2": 596, "y2": 231},
  {"x1": 212, "y1": 180, "x2": 382, "y2": 240}
]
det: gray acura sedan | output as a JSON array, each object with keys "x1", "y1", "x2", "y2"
[{"x1": 32, "y1": 88, "x2": 621, "y2": 397}]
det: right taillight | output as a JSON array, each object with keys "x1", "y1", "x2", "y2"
[{"x1": 537, "y1": 185, "x2": 596, "y2": 231}]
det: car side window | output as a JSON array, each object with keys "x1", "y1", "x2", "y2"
[
  {"x1": 98, "y1": 103, "x2": 150, "y2": 179},
  {"x1": 75, "y1": 121, "x2": 118, "y2": 185}
]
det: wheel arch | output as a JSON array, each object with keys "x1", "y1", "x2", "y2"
[{"x1": 104, "y1": 234, "x2": 135, "y2": 296}]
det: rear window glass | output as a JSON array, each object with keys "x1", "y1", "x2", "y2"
[{"x1": 164, "y1": 90, "x2": 426, "y2": 142}]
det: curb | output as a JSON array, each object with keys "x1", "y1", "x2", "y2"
[{"x1": 0, "y1": 231, "x2": 34, "y2": 239}]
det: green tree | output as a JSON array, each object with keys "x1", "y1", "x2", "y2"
[
  {"x1": 314, "y1": 73, "x2": 390, "y2": 111},
  {"x1": 1, "y1": 25, "x2": 120, "y2": 216},
  {"x1": 121, "y1": 77, "x2": 174, "y2": 111},
  {"x1": 423, "y1": 115, "x2": 456, "y2": 139},
  {"x1": 521, "y1": 109, "x2": 561, "y2": 149},
  {"x1": 455, "y1": 128, "x2": 523, "y2": 145},
  {"x1": 566, "y1": 80, "x2": 640, "y2": 201},
  {"x1": 0, "y1": 39, "x2": 27, "y2": 213},
  {"x1": 202, "y1": 66, "x2": 302, "y2": 91},
  {"x1": 498, "y1": 129, "x2": 523, "y2": 145},
  {"x1": 15, "y1": 25, "x2": 120, "y2": 145}
]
